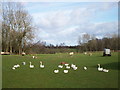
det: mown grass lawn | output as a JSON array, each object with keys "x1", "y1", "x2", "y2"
[{"x1": 2, "y1": 52, "x2": 119, "y2": 88}]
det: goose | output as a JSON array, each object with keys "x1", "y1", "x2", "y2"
[
  {"x1": 22, "y1": 62, "x2": 26, "y2": 65},
  {"x1": 103, "y1": 69, "x2": 109, "y2": 72},
  {"x1": 16, "y1": 64, "x2": 20, "y2": 68},
  {"x1": 84, "y1": 67, "x2": 87, "y2": 70},
  {"x1": 40, "y1": 61, "x2": 44, "y2": 68},
  {"x1": 65, "y1": 63, "x2": 69, "y2": 66},
  {"x1": 12, "y1": 64, "x2": 18, "y2": 70},
  {"x1": 73, "y1": 66, "x2": 78, "y2": 70},
  {"x1": 12, "y1": 67, "x2": 15, "y2": 70},
  {"x1": 71, "y1": 64, "x2": 76, "y2": 68},
  {"x1": 32, "y1": 56, "x2": 35, "y2": 59},
  {"x1": 66, "y1": 66, "x2": 70, "y2": 69},
  {"x1": 33, "y1": 56, "x2": 37, "y2": 59},
  {"x1": 69, "y1": 52, "x2": 74, "y2": 56},
  {"x1": 71, "y1": 64, "x2": 77, "y2": 69},
  {"x1": 54, "y1": 69, "x2": 59, "y2": 73},
  {"x1": 97, "y1": 64, "x2": 103, "y2": 71},
  {"x1": 13, "y1": 64, "x2": 18, "y2": 68},
  {"x1": 58, "y1": 65, "x2": 63, "y2": 68},
  {"x1": 32, "y1": 56, "x2": 35, "y2": 58},
  {"x1": 30, "y1": 62, "x2": 34, "y2": 68},
  {"x1": 64, "y1": 70, "x2": 68, "y2": 73}
]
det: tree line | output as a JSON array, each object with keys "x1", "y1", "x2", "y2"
[
  {"x1": 24, "y1": 41, "x2": 77, "y2": 54},
  {"x1": 77, "y1": 33, "x2": 119, "y2": 52},
  {"x1": 24, "y1": 32, "x2": 119, "y2": 54}
]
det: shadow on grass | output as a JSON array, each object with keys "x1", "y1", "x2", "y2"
[
  {"x1": 92, "y1": 62, "x2": 120, "y2": 70},
  {"x1": 99, "y1": 55, "x2": 112, "y2": 57}
]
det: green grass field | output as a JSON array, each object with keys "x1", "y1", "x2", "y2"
[{"x1": 2, "y1": 52, "x2": 119, "y2": 88}]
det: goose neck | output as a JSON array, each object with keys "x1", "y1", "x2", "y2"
[
  {"x1": 40, "y1": 62, "x2": 43, "y2": 65},
  {"x1": 98, "y1": 64, "x2": 100, "y2": 68}
]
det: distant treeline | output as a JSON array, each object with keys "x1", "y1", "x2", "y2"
[
  {"x1": 24, "y1": 35, "x2": 119, "y2": 54},
  {"x1": 25, "y1": 42, "x2": 78, "y2": 54},
  {"x1": 78, "y1": 36, "x2": 119, "y2": 52}
]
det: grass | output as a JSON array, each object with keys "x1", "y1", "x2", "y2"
[{"x1": 2, "y1": 52, "x2": 119, "y2": 88}]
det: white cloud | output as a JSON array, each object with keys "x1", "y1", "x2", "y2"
[{"x1": 30, "y1": 2, "x2": 118, "y2": 45}]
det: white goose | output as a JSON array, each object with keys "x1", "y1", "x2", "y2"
[
  {"x1": 54, "y1": 69, "x2": 59, "y2": 73},
  {"x1": 12, "y1": 64, "x2": 20, "y2": 70},
  {"x1": 22, "y1": 62, "x2": 26, "y2": 65},
  {"x1": 66, "y1": 65, "x2": 70, "y2": 69},
  {"x1": 73, "y1": 66, "x2": 78, "y2": 70},
  {"x1": 58, "y1": 65, "x2": 63, "y2": 68},
  {"x1": 30, "y1": 62, "x2": 34, "y2": 68},
  {"x1": 64, "y1": 70, "x2": 68, "y2": 73},
  {"x1": 16, "y1": 64, "x2": 20, "y2": 68},
  {"x1": 12, "y1": 67, "x2": 16, "y2": 70},
  {"x1": 71, "y1": 64, "x2": 76, "y2": 68},
  {"x1": 32, "y1": 56, "x2": 35, "y2": 59},
  {"x1": 71, "y1": 64, "x2": 78, "y2": 70},
  {"x1": 84, "y1": 67, "x2": 87, "y2": 70},
  {"x1": 97, "y1": 64, "x2": 103, "y2": 71},
  {"x1": 64, "y1": 64, "x2": 70, "y2": 69},
  {"x1": 40, "y1": 61, "x2": 44, "y2": 68},
  {"x1": 13, "y1": 64, "x2": 19, "y2": 68},
  {"x1": 65, "y1": 63, "x2": 69, "y2": 66},
  {"x1": 103, "y1": 69, "x2": 109, "y2": 72}
]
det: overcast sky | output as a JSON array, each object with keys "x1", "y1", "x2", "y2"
[{"x1": 22, "y1": 2, "x2": 118, "y2": 46}]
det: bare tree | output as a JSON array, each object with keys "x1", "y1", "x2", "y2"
[
  {"x1": 82, "y1": 33, "x2": 91, "y2": 51},
  {"x1": 78, "y1": 35, "x2": 82, "y2": 45},
  {"x1": 2, "y1": 2, "x2": 34, "y2": 54}
]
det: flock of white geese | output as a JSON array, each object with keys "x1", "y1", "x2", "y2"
[
  {"x1": 12, "y1": 62, "x2": 109, "y2": 73},
  {"x1": 54, "y1": 63, "x2": 78, "y2": 73},
  {"x1": 12, "y1": 61, "x2": 44, "y2": 69}
]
